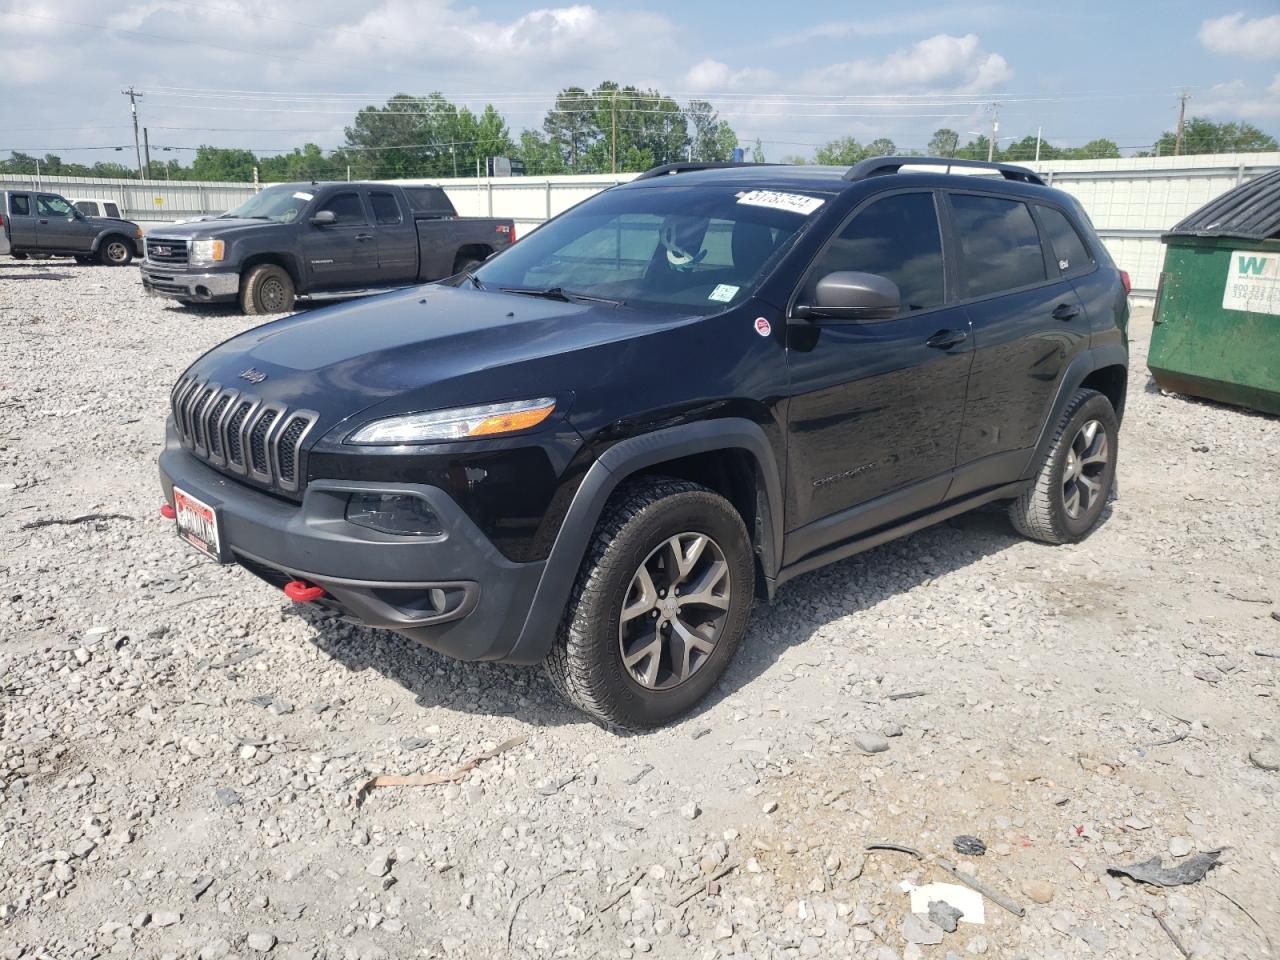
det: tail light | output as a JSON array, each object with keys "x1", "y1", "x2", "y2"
[
  {"x1": 497, "y1": 223, "x2": 515, "y2": 242},
  {"x1": 0, "y1": 213, "x2": 5, "y2": 228},
  {"x1": 1120, "y1": 270, "x2": 1131, "y2": 294},
  {"x1": 510, "y1": 224, "x2": 517, "y2": 243}
]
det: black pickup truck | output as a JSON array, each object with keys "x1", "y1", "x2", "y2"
[{"x1": 140, "y1": 182, "x2": 515, "y2": 314}]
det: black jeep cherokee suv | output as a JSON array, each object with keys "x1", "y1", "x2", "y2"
[{"x1": 160, "y1": 157, "x2": 1128, "y2": 728}]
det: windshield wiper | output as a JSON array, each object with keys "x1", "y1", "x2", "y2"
[{"x1": 500, "y1": 286, "x2": 622, "y2": 306}]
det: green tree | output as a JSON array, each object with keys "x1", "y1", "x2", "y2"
[
  {"x1": 1153, "y1": 117, "x2": 1278, "y2": 156},
  {"x1": 814, "y1": 136, "x2": 865, "y2": 165},
  {"x1": 1064, "y1": 138, "x2": 1120, "y2": 160},
  {"x1": 955, "y1": 135, "x2": 996, "y2": 161},
  {"x1": 865, "y1": 138, "x2": 896, "y2": 157},
  {"x1": 542, "y1": 86, "x2": 599, "y2": 172},
  {"x1": 1003, "y1": 136, "x2": 1057, "y2": 161},
  {"x1": 190, "y1": 147, "x2": 257, "y2": 181},
  {"x1": 928, "y1": 128, "x2": 960, "y2": 157},
  {"x1": 686, "y1": 100, "x2": 738, "y2": 161},
  {"x1": 779, "y1": 154, "x2": 809, "y2": 165},
  {"x1": 750, "y1": 139, "x2": 766, "y2": 163}
]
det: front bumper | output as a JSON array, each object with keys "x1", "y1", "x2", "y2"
[
  {"x1": 141, "y1": 263, "x2": 239, "y2": 302},
  {"x1": 159, "y1": 437, "x2": 546, "y2": 662}
]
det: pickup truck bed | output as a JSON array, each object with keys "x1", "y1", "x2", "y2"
[{"x1": 139, "y1": 181, "x2": 515, "y2": 314}]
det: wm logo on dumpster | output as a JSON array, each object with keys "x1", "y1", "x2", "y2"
[{"x1": 1236, "y1": 254, "x2": 1274, "y2": 278}]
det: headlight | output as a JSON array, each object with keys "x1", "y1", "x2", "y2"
[
  {"x1": 346, "y1": 397, "x2": 556, "y2": 445},
  {"x1": 346, "y1": 492, "x2": 442, "y2": 536},
  {"x1": 189, "y1": 239, "x2": 225, "y2": 265}
]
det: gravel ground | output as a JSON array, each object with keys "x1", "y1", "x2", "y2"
[{"x1": 1, "y1": 260, "x2": 1278, "y2": 960}]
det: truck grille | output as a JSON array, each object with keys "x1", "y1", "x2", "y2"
[
  {"x1": 170, "y1": 376, "x2": 318, "y2": 494},
  {"x1": 146, "y1": 237, "x2": 189, "y2": 265}
]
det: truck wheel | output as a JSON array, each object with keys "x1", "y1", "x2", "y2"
[
  {"x1": 10, "y1": 253, "x2": 28, "y2": 260},
  {"x1": 453, "y1": 256, "x2": 483, "y2": 276},
  {"x1": 74, "y1": 255, "x2": 94, "y2": 265},
  {"x1": 98, "y1": 237, "x2": 133, "y2": 266},
  {"x1": 1009, "y1": 388, "x2": 1118, "y2": 545},
  {"x1": 545, "y1": 478, "x2": 755, "y2": 729},
  {"x1": 240, "y1": 264, "x2": 295, "y2": 315}
]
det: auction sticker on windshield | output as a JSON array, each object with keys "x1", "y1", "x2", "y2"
[
  {"x1": 172, "y1": 486, "x2": 224, "y2": 562},
  {"x1": 292, "y1": 191, "x2": 314, "y2": 202},
  {"x1": 736, "y1": 190, "x2": 824, "y2": 216}
]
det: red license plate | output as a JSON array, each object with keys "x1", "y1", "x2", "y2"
[{"x1": 172, "y1": 486, "x2": 224, "y2": 562}]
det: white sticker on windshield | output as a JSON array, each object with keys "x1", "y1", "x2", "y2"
[
  {"x1": 292, "y1": 191, "x2": 314, "y2": 201},
  {"x1": 708, "y1": 283, "x2": 739, "y2": 303},
  {"x1": 736, "y1": 190, "x2": 824, "y2": 216}
]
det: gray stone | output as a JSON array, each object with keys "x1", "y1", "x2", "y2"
[
  {"x1": 366, "y1": 851, "x2": 393, "y2": 877},
  {"x1": 151, "y1": 910, "x2": 181, "y2": 928},
  {"x1": 902, "y1": 914, "x2": 944, "y2": 945},
  {"x1": 928, "y1": 900, "x2": 963, "y2": 933},
  {"x1": 246, "y1": 932, "x2": 276, "y2": 952},
  {"x1": 854, "y1": 732, "x2": 890, "y2": 754},
  {"x1": 1249, "y1": 747, "x2": 1280, "y2": 772}
]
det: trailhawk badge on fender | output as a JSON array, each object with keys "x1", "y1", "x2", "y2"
[{"x1": 754, "y1": 317, "x2": 772, "y2": 337}]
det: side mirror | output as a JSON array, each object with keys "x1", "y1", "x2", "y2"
[
  {"x1": 310, "y1": 210, "x2": 336, "y2": 226},
  {"x1": 793, "y1": 271, "x2": 900, "y2": 322}
]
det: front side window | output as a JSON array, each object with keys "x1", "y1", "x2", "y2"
[
  {"x1": 801, "y1": 192, "x2": 945, "y2": 315},
  {"x1": 369, "y1": 192, "x2": 402, "y2": 225},
  {"x1": 950, "y1": 194, "x2": 1047, "y2": 298},
  {"x1": 37, "y1": 195, "x2": 75, "y2": 217},
  {"x1": 10, "y1": 194, "x2": 31, "y2": 216},
  {"x1": 472, "y1": 184, "x2": 817, "y2": 314},
  {"x1": 318, "y1": 192, "x2": 366, "y2": 225},
  {"x1": 1037, "y1": 205, "x2": 1092, "y2": 276}
]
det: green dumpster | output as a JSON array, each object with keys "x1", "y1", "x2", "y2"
[{"x1": 1148, "y1": 168, "x2": 1280, "y2": 416}]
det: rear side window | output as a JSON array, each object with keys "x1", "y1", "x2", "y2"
[
  {"x1": 1037, "y1": 205, "x2": 1092, "y2": 276},
  {"x1": 104, "y1": 202, "x2": 121, "y2": 218},
  {"x1": 10, "y1": 195, "x2": 30, "y2": 215},
  {"x1": 318, "y1": 192, "x2": 366, "y2": 224},
  {"x1": 74, "y1": 201, "x2": 97, "y2": 216},
  {"x1": 950, "y1": 194, "x2": 1046, "y2": 298},
  {"x1": 802, "y1": 191, "x2": 945, "y2": 315},
  {"x1": 403, "y1": 187, "x2": 454, "y2": 217},
  {"x1": 369, "y1": 192, "x2": 402, "y2": 225}
]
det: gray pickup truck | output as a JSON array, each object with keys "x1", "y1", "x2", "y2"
[
  {"x1": 1, "y1": 189, "x2": 143, "y2": 265},
  {"x1": 140, "y1": 181, "x2": 516, "y2": 314}
]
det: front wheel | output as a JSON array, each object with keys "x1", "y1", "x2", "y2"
[
  {"x1": 545, "y1": 478, "x2": 755, "y2": 729},
  {"x1": 98, "y1": 237, "x2": 133, "y2": 266},
  {"x1": 1009, "y1": 388, "x2": 1118, "y2": 544},
  {"x1": 240, "y1": 264, "x2": 296, "y2": 315},
  {"x1": 74, "y1": 255, "x2": 94, "y2": 265}
]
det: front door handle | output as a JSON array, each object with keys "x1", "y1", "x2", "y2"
[
  {"x1": 355, "y1": 233, "x2": 373, "y2": 241},
  {"x1": 1052, "y1": 303, "x2": 1081, "y2": 321},
  {"x1": 926, "y1": 329, "x2": 968, "y2": 350},
  {"x1": 38, "y1": 219, "x2": 49, "y2": 224}
]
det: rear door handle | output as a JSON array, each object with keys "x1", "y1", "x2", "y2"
[
  {"x1": 38, "y1": 219, "x2": 49, "y2": 224},
  {"x1": 1052, "y1": 303, "x2": 1081, "y2": 321},
  {"x1": 926, "y1": 329, "x2": 968, "y2": 350}
]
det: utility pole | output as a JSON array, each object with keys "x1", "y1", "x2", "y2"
[
  {"x1": 121, "y1": 86, "x2": 146, "y2": 181},
  {"x1": 611, "y1": 89, "x2": 618, "y2": 174},
  {"x1": 142, "y1": 127, "x2": 152, "y2": 180},
  {"x1": 987, "y1": 102, "x2": 1000, "y2": 163},
  {"x1": 1174, "y1": 90, "x2": 1190, "y2": 156},
  {"x1": 1034, "y1": 125, "x2": 1042, "y2": 163}
]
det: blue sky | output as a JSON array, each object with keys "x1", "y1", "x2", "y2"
[{"x1": 2, "y1": 0, "x2": 1278, "y2": 166}]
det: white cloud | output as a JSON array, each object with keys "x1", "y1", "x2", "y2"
[
  {"x1": 768, "y1": 6, "x2": 1005, "y2": 48},
  {"x1": 1198, "y1": 12, "x2": 1280, "y2": 60},
  {"x1": 1196, "y1": 78, "x2": 1280, "y2": 119},
  {"x1": 804, "y1": 34, "x2": 1012, "y2": 93},
  {"x1": 683, "y1": 59, "x2": 778, "y2": 93}
]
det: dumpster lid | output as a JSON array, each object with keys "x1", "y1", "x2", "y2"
[{"x1": 1165, "y1": 168, "x2": 1280, "y2": 242}]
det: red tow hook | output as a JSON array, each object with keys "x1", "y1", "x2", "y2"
[
  {"x1": 160, "y1": 503, "x2": 177, "y2": 519},
  {"x1": 284, "y1": 580, "x2": 326, "y2": 603}
]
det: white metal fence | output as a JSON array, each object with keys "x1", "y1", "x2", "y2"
[{"x1": 6, "y1": 153, "x2": 1277, "y2": 296}]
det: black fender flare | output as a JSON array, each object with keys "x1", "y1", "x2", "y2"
[
  {"x1": 90, "y1": 231, "x2": 134, "y2": 255},
  {"x1": 501, "y1": 418, "x2": 784, "y2": 664},
  {"x1": 1021, "y1": 344, "x2": 1128, "y2": 480}
]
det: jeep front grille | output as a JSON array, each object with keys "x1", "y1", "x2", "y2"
[
  {"x1": 146, "y1": 237, "x2": 189, "y2": 266},
  {"x1": 170, "y1": 376, "x2": 317, "y2": 493}
]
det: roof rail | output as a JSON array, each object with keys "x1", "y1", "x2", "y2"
[
  {"x1": 843, "y1": 156, "x2": 1045, "y2": 186},
  {"x1": 632, "y1": 161, "x2": 779, "y2": 181}
]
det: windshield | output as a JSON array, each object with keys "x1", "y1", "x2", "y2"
[
  {"x1": 221, "y1": 184, "x2": 314, "y2": 223},
  {"x1": 472, "y1": 183, "x2": 826, "y2": 314}
]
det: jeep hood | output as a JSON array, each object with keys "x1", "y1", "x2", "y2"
[{"x1": 182, "y1": 284, "x2": 700, "y2": 432}]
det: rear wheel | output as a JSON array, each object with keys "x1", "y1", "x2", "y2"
[
  {"x1": 453, "y1": 256, "x2": 483, "y2": 276},
  {"x1": 1009, "y1": 388, "x2": 1118, "y2": 544},
  {"x1": 98, "y1": 237, "x2": 133, "y2": 266},
  {"x1": 10, "y1": 252, "x2": 28, "y2": 260},
  {"x1": 240, "y1": 264, "x2": 295, "y2": 315},
  {"x1": 545, "y1": 478, "x2": 755, "y2": 729}
]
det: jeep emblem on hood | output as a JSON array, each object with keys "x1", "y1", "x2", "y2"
[{"x1": 239, "y1": 368, "x2": 268, "y2": 384}]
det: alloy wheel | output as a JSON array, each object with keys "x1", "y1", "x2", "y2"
[
  {"x1": 1062, "y1": 419, "x2": 1108, "y2": 519},
  {"x1": 106, "y1": 241, "x2": 128, "y2": 263},
  {"x1": 618, "y1": 532, "x2": 731, "y2": 690}
]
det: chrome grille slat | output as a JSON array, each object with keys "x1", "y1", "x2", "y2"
[
  {"x1": 169, "y1": 382, "x2": 315, "y2": 496},
  {"x1": 146, "y1": 237, "x2": 190, "y2": 266}
]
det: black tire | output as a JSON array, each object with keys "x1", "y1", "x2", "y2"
[
  {"x1": 453, "y1": 256, "x2": 483, "y2": 276},
  {"x1": 240, "y1": 264, "x2": 295, "y2": 315},
  {"x1": 1009, "y1": 388, "x2": 1118, "y2": 544},
  {"x1": 98, "y1": 237, "x2": 133, "y2": 266},
  {"x1": 74, "y1": 255, "x2": 94, "y2": 265},
  {"x1": 10, "y1": 252, "x2": 28, "y2": 260},
  {"x1": 545, "y1": 477, "x2": 755, "y2": 729}
]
